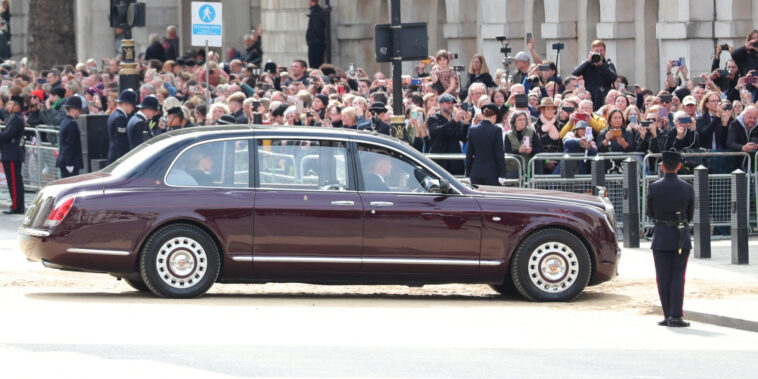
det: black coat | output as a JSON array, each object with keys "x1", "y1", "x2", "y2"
[
  {"x1": 427, "y1": 112, "x2": 468, "y2": 175},
  {"x1": 663, "y1": 128, "x2": 698, "y2": 152},
  {"x1": 646, "y1": 173, "x2": 694, "y2": 251},
  {"x1": 106, "y1": 108, "x2": 131, "y2": 164},
  {"x1": 465, "y1": 120, "x2": 506, "y2": 179},
  {"x1": 56, "y1": 116, "x2": 84, "y2": 170},
  {"x1": 0, "y1": 113, "x2": 25, "y2": 162},
  {"x1": 729, "y1": 45, "x2": 758, "y2": 77},
  {"x1": 726, "y1": 118, "x2": 758, "y2": 152},
  {"x1": 244, "y1": 40, "x2": 263, "y2": 66},
  {"x1": 145, "y1": 42, "x2": 166, "y2": 62},
  {"x1": 126, "y1": 112, "x2": 150, "y2": 150},
  {"x1": 234, "y1": 109, "x2": 249, "y2": 124},
  {"x1": 306, "y1": 4, "x2": 328, "y2": 46},
  {"x1": 571, "y1": 59, "x2": 617, "y2": 110},
  {"x1": 598, "y1": 128, "x2": 635, "y2": 152},
  {"x1": 165, "y1": 37, "x2": 180, "y2": 61},
  {"x1": 695, "y1": 113, "x2": 729, "y2": 150}
]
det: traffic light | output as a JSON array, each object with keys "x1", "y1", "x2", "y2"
[{"x1": 109, "y1": 0, "x2": 146, "y2": 28}]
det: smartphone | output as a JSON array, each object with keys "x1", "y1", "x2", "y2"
[
  {"x1": 575, "y1": 113, "x2": 589, "y2": 122},
  {"x1": 609, "y1": 129, "x2": 622, "y2": 138},
  {"x1": 677, "y1": 116, "x2": 692, "y2": 124},
  {"x1": 189, "y1": 85, "x2": 198, "y2": 92},
  {"x1": 673, "y1": 57, "x2": 685, "y2": 67},
  {"x1": 296, "y1": 100, "x2": 304, "y2": 113},
  {"x1": 630, "y1": 114, "x2": 637, "y2": 124},
  {"x1": 421, "y1": 58, "x2": 432, "y2": 64},
  {"x1": 618, "y1": 83, "x2": 626, "y2": 91},
  {"x1": 660, "y1": 94, "x2": 673, "y2": 103},
  {"x1": 515, "y1": 94, "x2": 528, "y2": 108},
  {"x1": 577, "y1": 79, "x2": 585, "y2": 90},
  {"x1": 723, "y1": 103, "x2": 733, "y2": 111},
  {"x1": 411, "y1": 110, "x2": 418, "y2": 120},
  {"x1": 538, "y1": 64, "x2": 551, "y2": 72},
  {"x1": 349, "y1": 63, "x2": 356, "y2": 76},
  {"x1": 411, "y1": 78, "x2": 422, "y2": 85},
  {"x1": 693, "y1": 77, "x2": 706, "y2": 85},
  {"x1": 37, "y1": 78, "x2": 46, "y2": 84},
  {"x1": 416, "y1": 112, "x2": 424, "y2": 123},
  {"x1": 378, "y1": 79, "x2": 386, "y2": 86},
  {"x1": 525, "y1": 32, "x2": 532, "y2": 44},
  {"x1": 523, "y1": 136, "x2": 531, "y2": 148},
  {"x1": 585, "y1": 126, "x2": 593, "y2": 141},
  {"x1": 659, "y1": 106, "x2": 669, "y2": 119}
]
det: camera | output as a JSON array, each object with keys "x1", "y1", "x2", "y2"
[
  {"x1": 721, "y1": 44, "x2": 729, "y2": 50},
  {"x1": 496, "y1": 35, "x2": 506, "y2": 42},
  {"x1": 562, "y1": 106, "x2": 575, "y2": 113},
  {"x1": 453, "y1": 65, "x2": 465, "y2": 72},
  {"x1": 449, "y1": 52, "x2": 459, "y2": 60},
  {"x1": 552, "y1": 42, "x2": 564, "y2": 51},
  {"x1": 641, "y1": 120, "x2": 652, "y2": 127},
  {"x1": 717, "y1": 69, "x2": 729, "y2": 77},
  {"x1": 590, "y1": 52, "x2": 602, "y2": 63}
]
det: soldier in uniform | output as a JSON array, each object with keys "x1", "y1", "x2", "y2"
[
  {"x1": 106, "y1": 89, "x2": 137, "y2": 164},
  {"x1": 126, "y1": 95, "x2": 161, "y2": 149},
  {"x1": 645, "y1": 149, "x2": 694, "y2": 327},
  {"x1": 0, "y1": 94, "x2": 25, "y2": 214},
  {"x1": 465, "y1": 103, "x2": 507, "y2": 186},
  {"x1": 56, "y1": 96, "x2": 85, "y2": 178}
]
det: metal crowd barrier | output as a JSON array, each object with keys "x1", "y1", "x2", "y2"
[
  {"x1": 641, "y1": 152, "x2": 754, "y2": 233},
  {"x1": 425, "y1": 153, "x2": 525, "y2": 187},
  {"x1": 0, "y1": 126, "x2": 61, "y2": 200},
  {"x1": 526, "y1": 153, "x2": 645, "y2": 233}
]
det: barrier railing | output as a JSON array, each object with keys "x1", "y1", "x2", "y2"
[
  {"x1": 641, "y1": 152, "x2": 754, "y2": 233},
  {"x1": 425, "y1": 153, "x2": 525, "y2": 187}
]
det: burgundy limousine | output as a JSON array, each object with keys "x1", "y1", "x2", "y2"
[{"x1": 19, "y1": 126, "x2": 619, "y2": 301}]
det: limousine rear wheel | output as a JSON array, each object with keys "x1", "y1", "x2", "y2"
[
  {"x1": 139, "y1": 224, "x2": 220, "y2": 298},
  {"x1": 510, "y1": 228, "x2": 591, "y2": 302}
]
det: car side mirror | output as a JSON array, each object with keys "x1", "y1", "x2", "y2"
[{"x1": 438, "y1": 178, "x2": 451, "y2": 194}]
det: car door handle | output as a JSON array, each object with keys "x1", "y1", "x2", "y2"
[
  {"x1": 331, "y1": 200, "x2": 355, "y2": 206},
  {"x1": 370, "y1": 201, "x2": 394, "y2": 207}
]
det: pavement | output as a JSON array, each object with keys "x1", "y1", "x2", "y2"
[{"x1": 1, "y1": 191, "x2": 757, "y2": 333}]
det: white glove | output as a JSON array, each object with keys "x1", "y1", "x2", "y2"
[
  {"x1": 66, "y1": 166, "x2": 74, "y2": 173},
  {"x1": 498, "y1": 177, "x2": 507, "y2": 185}
]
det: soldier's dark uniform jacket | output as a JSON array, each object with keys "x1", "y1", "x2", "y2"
[
  {"x1": 106, "y1": 107, "x2": 131, "y2": 164},
  {"x1": 56, "y1": 115, "x2": 84, "y2": 174},
  {"x1": 646, "y1": 172, "x2": 694, "y2": 251},
  {"x1": 126, "y1": 111, "x2": 150, "y2": 150},
  {"x1": 0, "y1": 112, "x2": 26, "y2": 213}
]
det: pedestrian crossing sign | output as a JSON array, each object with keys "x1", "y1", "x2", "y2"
[{"x1": 191, "y1": 2, "x2": 223, "y2": 47}]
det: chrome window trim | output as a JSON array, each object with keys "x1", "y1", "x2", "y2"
[
  {"x1": 163, "y1": 137, "x2": 254, "y2": 189},
  {"x1": 250, "y1": 256, "x2": 502, "y2": 266},
  {"x1": 17, "y1": 227, "x2": 50, "y2": 238},
  {"x1": 66, "y1": 248, "x2": 131, "y2": 256}
]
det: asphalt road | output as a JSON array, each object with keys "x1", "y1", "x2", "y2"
[{"x1": 1, "y1": 212, "x2": 757, "y2": 378}]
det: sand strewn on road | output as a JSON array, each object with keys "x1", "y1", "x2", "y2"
[{"x1": 2, "y1": 269, "x2": 756, "y2": 314}]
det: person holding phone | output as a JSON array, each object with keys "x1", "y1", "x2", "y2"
[
  {"x1": 726, "y1": 105, "x2": 758, "y2": 170},
  {"x1": 559, "y1": 99, "x2": 607, "y2": 139},
  {"x1": 533, "y1": 97, "x2": 563, "y2": 155},
  {"x1": 559, "y1": 120, "x2": 597, "y2": 175},
  {"x1": 429, "y1": 50, "x2": 459, "y2": 96},
  {"x1": 729, "y1": 29, "x2": 758, "y2": 76},
  {"x1": 465, "y1": 103, "x2": 506, "y2": 186},
  {"x1": 664, "y1": 111, "x2": 699, "y2": 152},
  {"x1": 599, "y1": 108, "x2": 634, "y2": 153},
  {"x1": 427, "y1": 93, "x2": 469, "y2": 175},
  {"x1": 635, "y1": 106, "x2": 665, "y2": 158},
  {"x1": 503, "y1": 110, "x2": 542, "y2": 178}
]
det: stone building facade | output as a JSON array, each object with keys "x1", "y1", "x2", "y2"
[{"x1": 9, "y1": 0, "x2": 758, "y2": 89}]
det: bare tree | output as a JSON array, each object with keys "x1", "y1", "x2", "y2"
[{"x1": 27, "y1": 0, "x2": 75, "y2": 69}]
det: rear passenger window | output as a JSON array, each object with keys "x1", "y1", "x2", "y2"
[
  {"x1": 166, "y1": 140, "x2": 250, "y2": 187},
  {"x1": 256, "y1": 139, "x2": 349, "y2": 191}
]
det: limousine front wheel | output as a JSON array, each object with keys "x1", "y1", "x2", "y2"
[
  {"x1": 510, "y1": 228, "x2": 591, "y2": 302},
  {"x1": 140, "y1": 224, "x2": 220, "y2": 298}
]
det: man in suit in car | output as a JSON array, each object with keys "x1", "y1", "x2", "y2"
[
  {"x1": 645, "y1": 149, "x2": 694, "y2": 328},
  {"x1": 56, "y1": 96, "x2": 85, "y2": 178},
  {"x1": 107, "y1": 89, "x2": 137, "y2": 164},
  {"x1": 363, "y1": 153, "x2": 392, "y2": 192}
]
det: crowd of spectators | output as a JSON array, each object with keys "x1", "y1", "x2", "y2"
[{"x1": 3, "y1": 26, "x2": 758, "y2": 180}]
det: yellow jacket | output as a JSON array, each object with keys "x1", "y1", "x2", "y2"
[{"x1": 559, "y1": 114, "x2": 607, "y2": 139}]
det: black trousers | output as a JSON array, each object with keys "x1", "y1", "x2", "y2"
[
  {"x1": 308, "y1": 43, "x2": 326, "y2": 68},
  {"x1": 653, "y1": 249, "x2": 690, "y2": 318},
  {"x1": 2, "y1": 160, "x2": 24, "y2": 212},
  {"x1": 59, "y1": 167, "x2": 80, "y2": 179},
  {"x1": 470, "y1": 177, "x2": 499, "y2": 186}
]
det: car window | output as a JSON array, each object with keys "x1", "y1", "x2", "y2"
[
  {"x1": 257, "y1": 139, "x2": 348, "y2": 191},
  {"x1": 356, "y1": 143, "x2": 440, "y2": 193},
  {"x1": 166, "y1": 139, "x2": 250, "y2": 187}
]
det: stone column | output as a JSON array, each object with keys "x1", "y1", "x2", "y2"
[
  {"x1": 75, "y1": 0, "x2": 116, "y2": 63},
  {"x1": 479, "y1": 0, "x2": 520, "y2": 80},
  {"x1": 596, "y1": 0, "x2": 635, "y2": 82},
  {"x1": 442, "y1": 0, "x2": 478, "y2": 70},
  {"x1": 656, "y1": 0, "x2": 716, "y2": 85},
  {"x1": 542, "y1": 0, "x2": 578, "y2": 76},
  {"x1": 333, "y1": 0, "x2": 389, "y2": 75},
  {"x1": 9, "y1": 0, "x2": 28, "y2": 61},
  {"x1": 260, "y1": 0, "x2": 309, "y2": 68}
]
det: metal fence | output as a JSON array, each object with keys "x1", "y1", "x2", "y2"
[
  {"x1": 0, "y1": 126, "x2": 61, "y2": 200},
  {"x1": 641, "y1": 152, "x2": 754, "y2": 232},
  {"x1": 425, "y1": 153, "x2": 526, "y2": 187}
]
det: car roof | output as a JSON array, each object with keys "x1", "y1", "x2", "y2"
[{"x1": 163, "y1": 124, "x2": 405, "y2": 145}]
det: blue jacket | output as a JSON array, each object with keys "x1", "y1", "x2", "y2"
[{"x1": 106, "y1": 108, "x2": 131, "y2": 164}]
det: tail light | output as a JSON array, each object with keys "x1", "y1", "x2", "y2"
[{"x1": 45, "y1": 197, "x2": 75, "y2": 227}]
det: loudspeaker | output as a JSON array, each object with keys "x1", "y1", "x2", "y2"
[{"x1": 77, "y1": 115, "x2": 110, "y2": 173}]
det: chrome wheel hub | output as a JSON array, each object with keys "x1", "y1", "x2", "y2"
[
  {"x1": 527, "y1": 242, "x2": 578, "y2": 293},
  {"x1": 156, "y1": 237, "x2": 207, "y2": 289}
]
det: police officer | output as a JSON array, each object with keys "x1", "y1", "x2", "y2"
[
  {"x1": 56, "y1": 96, "x2": 84, "y2": 178},
  {"x1": 127, "y1": 95, "x2": 161, "y2": 149},
  {"x1": 0, "y1": 94, "x2": 25, "y2": 214},
  {"x1": 465, "y1": 103, "x2": 507, "y2": 185},
  {"x1": 645, "y1": 150, "x2": 694, "y2": 327},
  {"x1": 106, "y1": 89, "x2": 137, "y2": 164}
]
